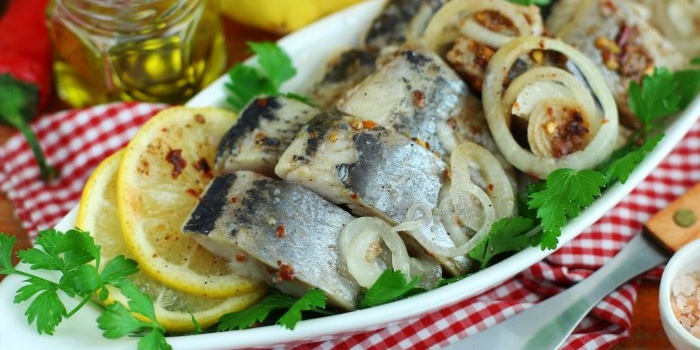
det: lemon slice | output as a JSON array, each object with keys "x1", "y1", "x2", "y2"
[
  {"x1": 117, "y1": 107, "x2": 260, "y2": 298},
  {"x1": 77, "y1": 150, "x2": 266, "y2": 332}
]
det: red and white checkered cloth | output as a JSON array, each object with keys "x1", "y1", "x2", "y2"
[{"x1": 1, "y1": 102, "x2": 699, "y2": 349}]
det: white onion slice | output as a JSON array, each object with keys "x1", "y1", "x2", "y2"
[
  {"x1": 482, "y1": 36, "x2": 619, "y2": 179},
  {"x1": 421, "y1": 0, "x2": 543, "y2": 54},
  {"x1": 450, "y1": 141, "x2": 515, "y2": 219},
  {"x1": 396, "y1": 195, "x2": 495, "y2": 258},
  {"x1": 340, "y1": 217, "x2": 410, "y2": 287}
]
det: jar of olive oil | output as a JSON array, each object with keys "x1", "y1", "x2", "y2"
[{"x1": 46, "y1": 0, "x2": 226, "y2": 107}]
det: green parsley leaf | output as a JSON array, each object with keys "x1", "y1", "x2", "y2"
[
  {"x1": 17, "y1": 248, "x2": 62, "y2": 271},
  {"x1": 691, "y1": 57, "x2": 700, "y2": 65},
  {"x1": 14, "y1": 276, "x2": 57, "y2": 303},
  {"x1": 23, "y1": 287, "x2": 67, "y2": 335},
  {"x1": 248, "y1": 42, "x2": 296, "y2": 89},
  {"x1": 64, "y1": 264, "x2": 102, "y2": 296},
  {"x1": 672, "y1": 69, "x2": 700, "y2": 108},
  {"x1": 628, "y1": 67, "x2": 680, "y2": 127},
  {"x1": 118, "y1": 279, "x2": 157, "y2": 322},
  {"x1": 359, "y1": 269, "x2": 422, "y2": 308},
  {"x1": 529, "y1": 169, "x2": 606, "y2": 250},
  {"x1": 190, "y1": 314, "x2": 203, "y2": 334},
  {"x1": 225, "y1": 42, "x2": 300, "y2": 112},
  {"x1": 98, "y1": 279, "x2": 169, "y2": 349},
  {"x1": 225, "y1": 65, "x2": 275, "y2": 111},
  {"x1": 3, "y1": 228, "x2": 172, "y2": 349},
  {"x1": 468, "y1": 217, "x2": 534, "y2": 268},
  {"x1": 218, "y1": 289, "x2": 327, "y2": 331},
  {"x1": 138, "y1": 329, "x2": 172, "y2": 350},
  {"x1": 0, "y1": 233, "x2": 17, "y2": 274},
  {"x1": 100, "y1": 255, "x2": 139, "y2": 285},
  {"x1": 601, "y1": 133, "x2": 663, "y2": 185},
  {"x1": 98, "y1": 302, "x2": 151, "y2": 339},
  {"x1": 507, "y1": 0, "x2": 551, "y2": 5},
  {"x1": 277, "y1": 289, "x2": 326, "y2": 330}
]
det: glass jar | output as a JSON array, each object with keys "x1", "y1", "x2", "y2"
[{"x1": 46, "y1": 0, "x2": 226, "y2": 107}]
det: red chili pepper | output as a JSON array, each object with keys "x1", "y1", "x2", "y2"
[{"x1": 0, "y1": 0, "x2": 57, "y2": 180}]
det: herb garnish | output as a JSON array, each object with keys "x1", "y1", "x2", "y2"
[
  {"x1": 225, "y1": 42, "x2": 311, "y2": 112},
  {"x1": 469, "y1": 217, "x2": 534, "y2": 268},
  {"x1": 521, "y1": 65, "x2": 700, "y2": 250},
  {"x1": 0, "y1": 229, "x2": 172, "y2": 350},
  {"x1": 359, "y1": 269, "x2": 423, "y2": 309},
  {"x1": 217, "y1": 288, "x2": 326, "y2": 331}
]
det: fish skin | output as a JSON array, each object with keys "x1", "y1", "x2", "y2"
[
  {"x1": 216, "y1": 96, "x2": 319, "y2": 177},
  {"x1": 549, "y1": 0, "x2": 686, "y2": 128},
  {"x1": 307, "y1": 48, "x2": 379, "y2": 110},
  {"x1": 364, "y1": 0, "x2": 446, "y2": 50},
  {"x1": 276, "y1": 111, "x2": 470, "y2": 275},
  {"x1": 183, "y1": 171, "x2": 361, "y2": 310},
  {"x1": 337, "y1": 46, "x2": 471, "y2": 159}
]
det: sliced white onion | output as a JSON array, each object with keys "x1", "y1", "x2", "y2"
[
  {"x1": 396, "y1": 195, "x2": 495, "y2": 258},
  {"x1": 482, "y1": 36, "x2": 619, "y2": 179},
  {"x1": 340, "y1": 217, "x2": 410, "y2": 287},
  {"x1": 450, "y1": 141, "x2": 515, "y2": 219},
  {"x1": 421, "y1": 0, "x2": 543, "y2": 54}
]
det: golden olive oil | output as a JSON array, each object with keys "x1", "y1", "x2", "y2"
[{"x1": 47, "y1": 0, "x2": 226, "y2": 107}]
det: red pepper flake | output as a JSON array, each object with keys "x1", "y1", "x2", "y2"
[
  {"x1": 362, "y1": 120, "x2": 378, "y2": 129},
  {"x1": 194, "y1": 114, "x2": 206, "y2": 124},
  {"x1": 615, "y1": 24, "x2": 633, "y2": 48},
  {"x1": 412, "y1": 90, "x2": 426, "y2": 108},
  {"x1": 231, "y1": 197, "x2": 238, "y2": 203},
  {"x1": 256, "y1": 98, "x2": 269, "y2": 107},
  {"x1": 193, "y1": 157, "x2": 213, "y2": 178},
  {"x1": 276, "y1": 261, "x2": 296, "y2": 281},
  {"x1": 487, "y1": 184, "x2": 495, "y2": 191},
  {"x1": 276, "y1": 225, "x2": 286, "y2": 238},
  {"x1": 165, "y1": 149, "x2": 186, "y2": 179},
  {"x1": 350, "y1": 193, "x2": 359, "y2": 200},
  {"x1": 235, "y1": 253, "x2": 247, "y2": 262},
  {"x1": 186, "y1": 188, "x2": 201, "y2": 198}
]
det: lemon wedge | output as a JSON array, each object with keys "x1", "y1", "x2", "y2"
[
  {"x1": 117, "y1": 107, "x2": 261, "y2": 298},
  {"x1": 77, "y1": 150, "x2": 266, "y2": 332}
]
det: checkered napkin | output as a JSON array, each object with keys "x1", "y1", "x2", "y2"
[{"x1": 1, "y1": 102, "x2": 699, "y2": 349}]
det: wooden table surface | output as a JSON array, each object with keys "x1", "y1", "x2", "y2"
[{"x1": 0, "y1": 14, "x2": 673, "y2": 349}]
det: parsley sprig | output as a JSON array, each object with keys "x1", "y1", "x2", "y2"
[
  {"x1": 523, "y1": 66, "x2": 700, "y2": 251},
  {"x1": 0, "y1": 229, "x2": 172, "y2": 350},
  {"x1": 359, "y1": 269, "x2": 423, "y2": 308},
  {"x1": 226, "y1": 42, "x2": 310, "y2": 112},
  {"x1": 217, "y1": 289, "x2": 326, "y2": 331}
]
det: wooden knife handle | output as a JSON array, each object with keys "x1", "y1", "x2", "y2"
[{"x1": 645, "y1": 182, "x2": 700, "y2": 253}]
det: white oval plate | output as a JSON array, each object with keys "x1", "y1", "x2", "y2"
[{"x1": 1, "y1": 1, "x2": 699, "y2": 349}]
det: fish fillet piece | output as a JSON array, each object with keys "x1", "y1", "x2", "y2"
[
  {"x1": 307, "y1": 48, "x2": 379, "y2": 110},
  {"x1": 337, "y1": 46, "x2": 471, "y2": 158},
  {"x1": 276, "y1": 111, "x2": 470, "y2": 275},
  {"x1": 215, "y1": 96, "x2": 319, "y2": 176},
  {"x1": 364, "y1": 0, "x2": 446, "y2": 50},
  {"x1": 548, "y1": 0, "x2": 687, "y2": 127},
  {"x1": 182, "y1": 171, "x2": 360, "y2": 310}
]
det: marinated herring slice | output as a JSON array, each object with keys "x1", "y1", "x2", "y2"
[
  {"x1": 216, "y1": 96, "x2": 319, "y2": 176},
  {"x1": 363, "y1": 0, "x2": 445, "y2": 51},
  {"x1": 420, "y1": 0, "x2": 543, "y2": 92},
  {"x1": 548, "y1": 0, "x2": 687, "y2": 128},
  {"x1": 276, "y1": 111, "x2": 470, "y2": 275},
  {"x1": 337, "y1": 46, "x2": 472, "y2": 159},
  {"x1": 307, "y1": 48, "x2": 379, "y2": 110},
  {"x1": 182, "y1": 171, "x2": 360, "y2": 310}
]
